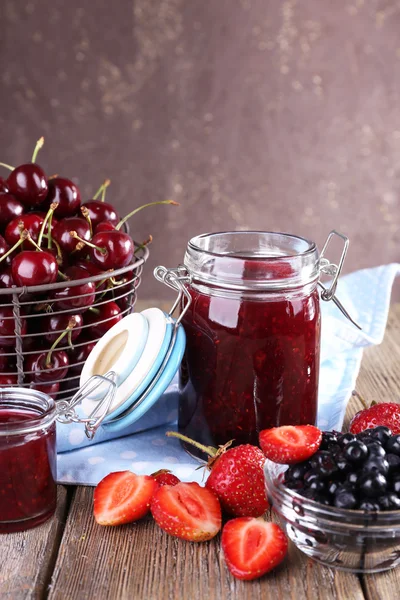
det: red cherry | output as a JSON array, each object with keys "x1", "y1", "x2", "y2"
[
  {"x1": 27, "y1": 316, "x2": 76, "y2": 383},
  {"x1": 94, "y1": 221, "x2": 116, "y2": 234},
  {"x1": 43, "y1": 313, "x2": 83, "y2": 343},
  {"x1": 0, "y1": 234, "x2": 10, "y2": 265},
  {"x1": 72, "y1": 230, "x2": 134, "y2": 270},
  {"x1": 11, "y1": 250, "x2": 58, "y2": 287},
  {"x1": 7, "y1": 164, "x2": 48, "y2": 207},
  {"x1": 74, "y1": 260, "x2": 107, "y2": 290},
  {"x1": 53, "y1": 217, "x2": 90, "y2": 253},
  {"x1": 0, "y1": 306, "x2": 27, "y2": 347},
  {"x1": 0, "y1": 266, "x2": 14, "y2": 289},
  {"x1": 0, "y1": 177, "x2": 9, "y2": 193},
  {"x1": 26, "y1": 350, "x2": 69, "y2": 383},
  {"x1": 52, "y1": 265, "x2": 96, "y2": 311},
  {"x1": 81, "y1": 200, "x2": 119, "y2": 229},
  {"x1": 84, "y1": 301, "x2": 122, "y2": 337},
  {"x1": 68, "y1": 336, "x2": 97, "y2": 374},
  {"x1": 5, "y1": 213, "x2": 58, "y2": 247},
  {"x1": 0, "y1": 348, "x2": 10, "y2": 370},
  {"x1": 0, "y1": 192, "x2": 24, "y2": 228},
  {"x1": 0, "y1": 374, "x2": 17, "y2": 386},
  {"x1": 31, "y1": 381, "x2": 60, "y2": 399},
  {"x1": 44, "y1": 177, "x2": 81, "y2": 217},
  {"x1": 5, "y1": 137, "x2": 48, "y2": 207}
]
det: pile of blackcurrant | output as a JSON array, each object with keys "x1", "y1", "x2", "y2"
[
  {"x1": 0, "y1": 138, "x2": 177, "y2": 399},
  {"x1": 284, "y1": 426, "x2": 400, "y2": 511}
]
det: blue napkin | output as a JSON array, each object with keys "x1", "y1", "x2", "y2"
[{"x1": 57, "y1": 263, "x2": 400, "y2": 486}]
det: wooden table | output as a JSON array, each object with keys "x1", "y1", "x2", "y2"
[{"x1": 2, "y1": 304, "x2": 400, "y2": 600}]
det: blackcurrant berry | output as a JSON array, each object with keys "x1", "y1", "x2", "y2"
[
  {"x1": 363, "y1": 456, "x2": 389, "y2": 475},
  {"x1": 378, "y1": 493, "x2": 400, "y2": 510},
  {"x1": 334, "y1": 490, "x2": 357, "y2": 509},
  {"x1": 386, "y1": 435, "x2": 400, "y2": 456},
  {"x1": 386, "y1": 453, "x2": 400, "y2": 474},
  {"x1": 369, "y1": 426, "x2": 392, "y2": 446},
  {"x1": 343, "y1": 440, "x2": 368, "y2": 464},
  {"x1": 358, "y1": 500, "x2": 380, "y2": 511},
  {"x1": 359, "y1": 472, "x2": 387, "y2": 498},
  {"x1": 339, "y1": 433, "x2": 356, "y2": 447}
]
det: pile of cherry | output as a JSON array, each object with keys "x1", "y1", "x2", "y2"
[{"x1": 0, "y1": 137, "x2": 177, "y2": 399}]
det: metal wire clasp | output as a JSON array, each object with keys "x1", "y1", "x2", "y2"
[
  {"x1": 153, "y1": 265, "x2": 192, "y2": 323},
  {"x1": 55, "y1": 371, "x2": 118, "y2": 439},
  {"x1": 318, "y1": 230, "x2": 361, "y2": 330}
]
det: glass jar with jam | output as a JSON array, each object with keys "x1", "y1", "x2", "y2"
[
  {"x1": 0, "y1": 388, "x2": 57, "y2": 533},
  {"x1": 178, "y1": 231, "x2": 324, "y2": 458}
]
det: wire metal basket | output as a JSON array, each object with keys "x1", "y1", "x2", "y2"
[{"x1": 0, "y1": 243, "x2": 149, "y2": 401}]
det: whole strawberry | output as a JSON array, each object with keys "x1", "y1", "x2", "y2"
[
  {"x1": 166, "y1": 432, "x2": 269, "y2": 517},
  {"x1": 350, "y1": 401, "x2": 400, "y2": 435},
  {"x1": 151, "y1": 469, "x2": 180, "y2": 487}
]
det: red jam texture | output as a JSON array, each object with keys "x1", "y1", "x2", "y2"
[
  {"x1": 179, "y1": 285, "x2": 321, "y2": 455},
  {"x1": 0, "y1": 408, "x2": 57, "y2": 533}
]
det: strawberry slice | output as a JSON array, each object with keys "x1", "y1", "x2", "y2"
[
  {"x1": 151, "y1": 482, "x2": 221, "y2": 541},
  {"x1": 259, "y1": 425, "x2": 322, "y2": 464},
  {"x1": 94, "y1": 471, "x2": 157, "y2": 526},
  {"x1": 222, "y1": 517, "x2": 288, "y2": 580}
]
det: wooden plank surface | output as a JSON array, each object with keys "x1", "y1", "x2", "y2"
[
  {"x1": 0, "y1": 486, "x2": 68, "y2": 599},
  {"x1": 2, "y1": 304, "x2": 400, "y2": 600},
  {"x1": 47, "y1": 487, "x2": 364, "y2": 600}
]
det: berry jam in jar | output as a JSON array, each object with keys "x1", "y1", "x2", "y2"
[
  {"x1": 0, "y1": 388, "x2": 57, "y2": 533},
  {"x1": 179, "y1": 232, "x2": 321, "y2": 457}
]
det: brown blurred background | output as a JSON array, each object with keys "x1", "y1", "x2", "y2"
[{"x1": 0, "y1": 0, "x2": 399, "y2": 300}]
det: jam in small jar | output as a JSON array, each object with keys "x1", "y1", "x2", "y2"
[
  {"x1": 179, "y1": 232, "x2": 321, "y2": 457},
  {"x1": 0, "y1": 388, "x2": 57, "y2": 533}
]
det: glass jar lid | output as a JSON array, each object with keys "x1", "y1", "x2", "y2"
[{"x1": 184, "y1": 231, "x2": 320, "y2": 292}]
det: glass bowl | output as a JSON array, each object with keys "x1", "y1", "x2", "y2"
[{"x1": 264, "y1": 460, "x2": 400, "y2": 573}]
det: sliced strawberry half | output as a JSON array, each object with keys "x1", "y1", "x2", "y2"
[
  {"x1": 94, "y1": 471, "x2": 157, "y2": 526},
  {"x1": 259, "y1": 425, "x2": 322, "y2": 464},
  {"x1": 151, "y1": 482, "x2": 222, "y2": 542},
  {"x1": 222, "y1": 517, "x2": 288, "y2": 580}
]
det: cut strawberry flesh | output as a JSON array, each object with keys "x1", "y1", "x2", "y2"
[
  {"x1": 259, "y1": 425, "x2": 322, "y2": 464},
  {"x1": 94, "y1": 471, "x2": 157, "y2": 526},
  {"x1": 222, "y1": 517, "x2": 288, "y2": 580},
  {"x1": 151, "y1": 482, "x2": 222, "y2": 542}
]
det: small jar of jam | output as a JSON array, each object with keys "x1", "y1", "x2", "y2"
[
  {"x1": 178, "y1": 231, "x2": 323, "y2": 457},
  {"x1": 0, "y1": 388, "x2": 57, "y2": 533}
]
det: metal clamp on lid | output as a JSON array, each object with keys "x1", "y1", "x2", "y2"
[
  {"x1": 55, "y1": 371, "x2": 118, "y2": 439},
  {"x1": 319, "y1": 230, "x2": 362, "y2": 330}
]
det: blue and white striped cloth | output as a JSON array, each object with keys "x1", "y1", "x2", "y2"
[{"x1": 57, "y1": 263, "x2": 399, "y2": 485}]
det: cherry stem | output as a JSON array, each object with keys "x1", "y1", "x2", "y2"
[
  {"x1": 96, "y1": 272, "x2": 113, "y2": 289},
  {"x1": 88, "y1": 306, "x2": 100, "y2": 315},
  {"x1": 43, "y1": 234, "x2": 62, "y2": 263},
  {"x1": 32, "y1": 136, "x2": 44, "y2": 163},
  {"x1": 135, "y1": 234, "x2": 153, "y2": 253},
  {"x1": 69, "y1": 231, "x2": 106, "y2": 254},
  {"x1": 352, "y1": 390, "x2": 369, "y2": 410},
  {"x1": 115, "y1": 200, "x2": 179, "y2": 231},
  {"x1": 0, "y1": 230, "x2": 29, "y2": 264},
  {"x1": 37, "y1": 202, "x2": 59, "y2": 248},
  {"x1": 26, "y1": 234, "x2": 43, "y2": 252},
  {"x1": 48, "y1": 174, "x2": 59, "y2": 180},
  {"x1": 57, "y1": 270, "x2": 68, "y2": 281},
  {"x1": 80, "y1": 206, "x2": 93, "y2": 236},
  {"x1": 165, "y1": 431, "x2": 218, "y2": 457},
  {"x1": 92, "y1": 179, "x2": 111, "y2": 201},
  {"x1": 0, "y1": 162, "x2": 14, "y2": 171},
  {"x1": 47, "y1": 210, "x2": 54, "y2": 249},
  {"x1": 45, "y1": 317, "x2": 76, "y2": 367}
]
